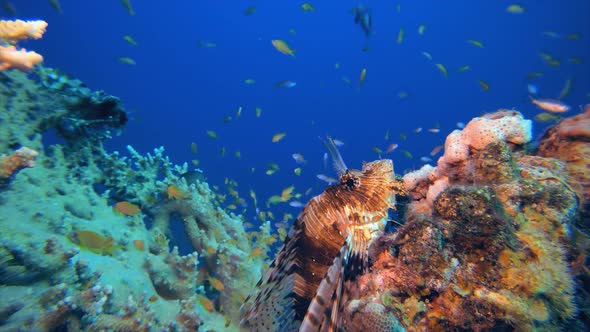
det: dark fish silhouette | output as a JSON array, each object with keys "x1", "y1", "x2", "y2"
[{"x1": 352, "y1": 4, "x2": 372, "y2": 37}]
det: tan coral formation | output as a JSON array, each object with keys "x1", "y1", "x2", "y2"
[
  {"x1": 343, "y1": 110, "x2": 585, "y2": 331},
  {"x1": 0, "y1": 19, "x2": 47, "y2": 71},
  {"x1": 0, "y1": 146, "x2": 38, "y2": 186}
]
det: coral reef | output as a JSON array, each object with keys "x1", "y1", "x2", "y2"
[
  {"x1": 0, "y1": 19, "x2": 47, "y2": 71},
  {"x1": 0, "y1": 68, "x2": 269, "y2": 331},
  {"x1": 1, "y1": 65, "x2": 587, "y2": 331},
  {"x1": 342, "y1": 109, "x2": 587, "y2": 331}
]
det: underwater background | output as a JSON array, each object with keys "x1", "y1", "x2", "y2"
[
  {"x1": 17, "y1": 1, "x2": 590, "y2": 245},
  {"x1": 1, "y1": 0, "x2": 589, "y2": 331}
]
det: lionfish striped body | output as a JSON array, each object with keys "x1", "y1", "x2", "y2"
[{"x1": 240, "y1": 159, "x2": 403, "y2": 331}]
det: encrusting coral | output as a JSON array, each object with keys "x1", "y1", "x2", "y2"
[
  {"x1": 0, "y1": 19, "x2": 47, "y2": 71},
  {"x1": 537, "y1": 104, "x2": 590, "y2": 228},
  {"x1": 341, "y1": 109, "x2": 586, "y2": 331}
]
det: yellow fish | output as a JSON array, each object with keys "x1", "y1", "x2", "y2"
[
  {"x1": 458, "y1": 65, "x2": 470, "y2": 72},
  {"x1": 506, "y1": 4, "x2": 524, "y2": 14},
  {"x1": 435, "y1": 63, "x2": 447, "y2": 77},
  {"x1": 467, "y1": 39, "x2": 484, "y2": 48},
  {"x1": 123, "y1": 35, "x2": 138, "y2": 46},
  {"x1": 271, "y1": 39, "x2": 296, "y2": 57},
  {"x1": 301, "y1": 3, "x2": 314, "y2": 12},
  {"x1": 206, "y1": 130, "x2": 217, "y2": 139},
  {"x1": 255, "y1": 107, "x2": 262, "y2": 118},
  {"x1": 418, "y1": 25, "x2": 426, "y2": 35},
  {"x1": 272, "y1": 132, "x2": 287, "y2": 143},
  {"x1": 359, "y1": 67, "x2": 367, "y2": 87},
  {"x1": 397, "y1": 27, "x2": 405, "y2": 44},
  {"x1": 117, "y1": 57, "x2": 136, "y2": 65}
]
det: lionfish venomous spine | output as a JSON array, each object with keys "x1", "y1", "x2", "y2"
[{"x1": 240, "y1": 146, "x2": 404, "y2": 331}]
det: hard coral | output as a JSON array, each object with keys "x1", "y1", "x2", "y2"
[
  {"x1": 0, "y1": 146, "x2": 38, "y2": 186},
  {"x1": 0, "y1": 19, "x2": 47, "y2": 71}
]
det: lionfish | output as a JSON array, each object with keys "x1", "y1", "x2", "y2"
[{"x1": 240, "y1": 138, "x2": 405, "y2": 331}]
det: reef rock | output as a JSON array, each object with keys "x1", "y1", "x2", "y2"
[{"x1": 344, "y1": 109, "x2": 587, "y2": 331}]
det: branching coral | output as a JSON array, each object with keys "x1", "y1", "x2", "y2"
[{"x1": 0, "y1": 19, "x2": 47, "y2": 71}]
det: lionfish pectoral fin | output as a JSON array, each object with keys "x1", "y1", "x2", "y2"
[
  {"x1": 240, "y1": 228, "x2": 304, "y2": 332},
  {"x1": 300, "y1": 241, "x2": 350, "y2": 332}
]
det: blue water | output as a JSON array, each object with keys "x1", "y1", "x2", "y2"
[{"x1": 11, "y1": 1, "x2": 590, "y2": 233}]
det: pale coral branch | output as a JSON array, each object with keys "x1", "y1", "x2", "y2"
[{"x1": 0, "y1": 19, "x2": 47, "y2": 72}]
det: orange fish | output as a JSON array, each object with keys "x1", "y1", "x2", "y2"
[
  {"x1": 67, "y1": 230, "x2": 116, "y2": 255},
  {"x1": 167, "y1": 185, "x2": 188, "y2": 199},
  {"x1": 199, "y1": 295, "x2": 215, "y2": 312},
  {"x1": 208, "y1": 276, "x2": 225, "y2": 291},
  {"x1": 132, "y1": 239, "x2": 145, "y2": 251},
  {"x1": 385, "y1": 143, "x2": 398, "y2": 154},
  {"x1": 113, "y1": 201, "x2": 141, "y2": 216},
  {"x1": 530, "y1": 96, "x2": 570, "y2": 113},
  {"x1": 149, "y1": 295, "x2": 158, "y2": 302}
]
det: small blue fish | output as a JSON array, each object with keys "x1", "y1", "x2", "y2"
[{"x1": 275, "y1": 80, "x2": 297, "y2": 88}]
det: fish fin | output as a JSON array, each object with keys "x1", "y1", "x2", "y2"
[
  {"x1": 321, "y1": 136, "x2": 348, "y2": 175},
  {"x1": 240, "y1": 227, "x2": 305, "y2": 332},
  {"x1": 300, "y1": 241, "x2": 349, "y2": 332}
]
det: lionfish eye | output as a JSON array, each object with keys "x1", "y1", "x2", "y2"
[
  {"x1": 341, "y1": 172, "x2": 358, "y2": 189},
  {"x1": 345, "y1": 178, "x2": 356, "y2": 189}
]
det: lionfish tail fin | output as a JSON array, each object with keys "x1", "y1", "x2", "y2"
[{"x1": 321, "y1": 136, "x2": 348, "y2": 176}]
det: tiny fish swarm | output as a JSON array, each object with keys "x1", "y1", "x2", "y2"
[{"x1": 240, "y1": 159, "x2": 404, "y2": 331}]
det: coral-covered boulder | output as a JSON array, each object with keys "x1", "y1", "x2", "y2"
[{"x1": 537, "y1": 105, "x2": 590, "y2": 228}]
